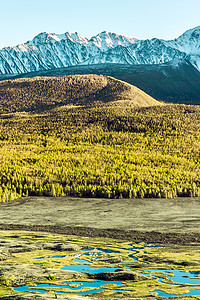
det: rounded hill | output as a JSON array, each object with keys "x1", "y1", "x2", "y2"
[{"x1": 0, "y1": 74, "x2": 161, "y2": 113}]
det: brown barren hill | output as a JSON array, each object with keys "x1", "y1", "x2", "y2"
[{"x1": 0, "y1": 74, "x2": 161, "y2": 113}]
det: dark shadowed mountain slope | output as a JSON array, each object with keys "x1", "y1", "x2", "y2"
[{"x1": 2, "y1": 60, "x2": 200, "y2": 104}]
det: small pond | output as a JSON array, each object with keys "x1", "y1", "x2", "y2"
[
  {"x1": 15, "y1": 280, "x2": 132, "y2": 295},
  {"x1": 150, "y1": 289, "x2": 200, "y2": 297},
  {"x1": 15, "y1": 242, "x2": 200, "y2": 297}
]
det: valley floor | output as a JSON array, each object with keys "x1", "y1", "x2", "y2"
[
  {"x1": 1, "y1": 197, "x2": 200, "y2": 299},
  {"x1": 1, "y1": 196, "x2": 200, "y2": 245}
]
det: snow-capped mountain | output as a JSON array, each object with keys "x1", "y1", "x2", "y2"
[{"x1": 0, "y1": 26, "x2": 200, "y2": 74}]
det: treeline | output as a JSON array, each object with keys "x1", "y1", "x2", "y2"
[{"x1": 0, "y1": 104, "x2": 199, "y2": 201}]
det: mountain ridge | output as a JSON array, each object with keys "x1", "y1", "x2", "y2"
[{"x1": 1, "y1": 26, "x2": 200, "y2": 75}]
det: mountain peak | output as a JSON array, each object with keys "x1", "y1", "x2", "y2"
[
  {"x1": 88, "y1": 31, "x2": 136, "y2": 50},
  {"x1": 179, "y1": 25, "x2": 200, "y2": 37},
  {"x1": 175, "y1": 25, "x2": 200, "y2": 44},
  {"x1": 0, "y1": 26, "x2": 200, "y2": 75},
  {"x1": 169, "y1": 25, "x2": 200, "y2": 56},
  {"x1": 26, "y1": 32, "x2": 56, "y2": 45}
]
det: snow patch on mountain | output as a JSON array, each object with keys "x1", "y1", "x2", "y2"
[
  {"x1": 0, "y1": 26, "x2": 200, "y2": 74},
  {"x1": 169, "y1": 26, "x2": 200, "y2": 55}
]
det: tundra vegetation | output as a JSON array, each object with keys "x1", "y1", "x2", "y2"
[{"x1": 0, "y1": 230, "x2": 200, "y2": 298}]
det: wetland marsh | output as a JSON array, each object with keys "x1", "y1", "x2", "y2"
[
  {"x1": 0, "y1": 230, "x2": 200, "y2": 299},
  {"x1": 1, "y1": 196, "x2": 200, "y2": 299}
]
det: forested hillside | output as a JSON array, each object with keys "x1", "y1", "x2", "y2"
[
  {"x1": 0, "y1": 75, "x2": 160, "y2": 113},
  {"x1": 0, "y1": 104, "x2": 199, "y2": 201}
]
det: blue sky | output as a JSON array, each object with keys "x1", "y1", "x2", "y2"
[{"x1": 1, "y1": 0, "x2": 200, "y2": 48}]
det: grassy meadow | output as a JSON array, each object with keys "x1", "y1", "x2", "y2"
[{"x1": 0, "y1": 103, "x2": 199, "y2": 201}]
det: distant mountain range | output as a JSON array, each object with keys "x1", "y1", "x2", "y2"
[
  {"x1": 1, "y1": 26, "x2": 200, "y2": 74},
  {"x1": 1, "y1": 26, "x2": 200, "y2": 104}
]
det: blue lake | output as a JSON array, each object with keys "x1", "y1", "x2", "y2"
[
  {"x1": 128, "y1": 253, "x2": 139, "y2": 261},
  {"x1": 61, "y1": 263, "x2": 118, "y2": 273},
  {"x1": 15, "y1": 280, "x2": 132, "y2": 295},
  {"x1": 150, "y1": 289, "x2": 200, "y2": 297},
  {"x1": 17, "y1": 242, "x2": 200, "y2": 297},
  {"x1": 141, "y1": 269, "x2": 200, "y2": 285},
  {"x1": 81, "y1": 248, "x2": 120, "y2": 254}
]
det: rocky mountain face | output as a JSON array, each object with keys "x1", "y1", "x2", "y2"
[{"x1": 1, "y1": 26, "x2": 200, "y2": 75}]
